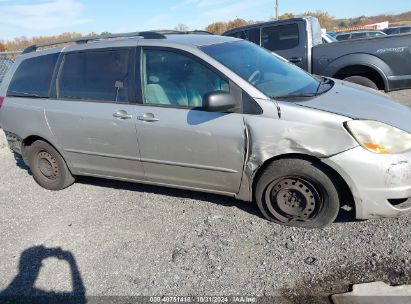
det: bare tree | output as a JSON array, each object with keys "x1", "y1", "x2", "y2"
[{"x1": 175, "y1": 24, "x2": 189, "y2": 32}]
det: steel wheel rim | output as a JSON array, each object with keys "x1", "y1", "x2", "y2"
[
  {"x1": 264, "y1": 177, "x2": 323, "y2": 223},
  {"x1": 37, "y1": 150, "x2": 59, "y2": 181}
]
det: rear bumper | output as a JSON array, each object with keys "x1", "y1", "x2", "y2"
[
  {"x1": 4, "y1": 131, "x2": 23, "y2": 154},
  {"x1": 323, "y1": 147, "x2": 411, "y2": 219}
]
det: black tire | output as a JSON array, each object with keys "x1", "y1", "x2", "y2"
[
  {"x1": 28, "y1": 140, "x2": 75, "y2": 191},
  {"x1": 255, "y1": 159, "x2": 340, "y2": 228},
  {"x1": 343, "y1": 76, "x2": 378, "y2": 90}
]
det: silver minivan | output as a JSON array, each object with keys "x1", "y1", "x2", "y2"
[{"x1": 1, "y1": 32, "x2": 411, "y2": 228}]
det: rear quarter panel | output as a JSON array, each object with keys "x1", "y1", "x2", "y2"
[{"x1": 0, "y1": 51, "x2": 62, "y2": 155}]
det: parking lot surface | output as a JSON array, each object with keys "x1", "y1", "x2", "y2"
[{"x1": 0, "y1": 90, "x2": 410, "y2": 303}]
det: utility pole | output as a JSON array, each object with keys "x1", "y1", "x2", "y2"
[{"x1": 275, "y1": 0, "x2": 279, "y2": 20}]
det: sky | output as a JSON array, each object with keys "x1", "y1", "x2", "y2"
[{"x1": 0, "y1": 0, "x2": 410, "y2": 40}]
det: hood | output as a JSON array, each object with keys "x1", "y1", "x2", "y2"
[{"x1": 295, "y1": 79, "x2": 411, "y2": 133}]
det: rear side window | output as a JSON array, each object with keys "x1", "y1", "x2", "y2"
[
  {"x1": 400, "y1": 27, "x2": 411, "y2": 33},
  {"x1": 384, "y1": 28, "x2": 400, "y2": 35},
  {"x1": 261, "y1": 24, "x2": 299, "y2": 51},
  {"x1": 227, "y1": 28, "x2": 261, "y2": 44},
  {"x1": 7, "y1": 53, "x2": 59, "y2": 98},
  {"x1": 57, "y1": 49, "x2": 130, "y2": 103},
  {"x1": 351, "y1": 33, "x2": 367, "y2": 39}
]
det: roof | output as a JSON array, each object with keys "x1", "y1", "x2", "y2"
[{"x1": 162, "y1": 34, "x2": 238, "y2": 46}]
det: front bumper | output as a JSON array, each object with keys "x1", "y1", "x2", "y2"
[{"x1": 323, "y1": 146, "x2": 411, "y2": 219}]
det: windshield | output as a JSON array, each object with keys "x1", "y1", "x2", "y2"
[{"x1": 201, "y1": 41, "x2": 323, "y2": 98}]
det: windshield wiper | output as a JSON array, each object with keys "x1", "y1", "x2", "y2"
[{"x1": 272, "y1": 92, "x2": 319, "y2": 99}]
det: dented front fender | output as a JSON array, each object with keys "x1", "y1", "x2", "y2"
[{"x1": 236, "y1": 99, "x2": 358, "y2": 201}]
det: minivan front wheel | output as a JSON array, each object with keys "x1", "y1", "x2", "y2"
[
  {"x1": 255, "y1": 159, "x2": 340, "y2": 228},
  {"x1": 28, "y1": 140, "x2": 75, "y2": 190}
]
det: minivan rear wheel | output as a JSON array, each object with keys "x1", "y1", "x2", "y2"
[
  {"x1": 255, "y1": 159, "x2": 340, "y2": 228},
  {"x1": 28, "y1": 140, "x2": 75, "y2": 190}
]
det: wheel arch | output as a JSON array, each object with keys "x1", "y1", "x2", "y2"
[
  {"x1": 21, "y1": 135, "x2": 69, "y2": 168},
  {"x1": 322, "y1": 54, "x2": 391, "y2": 91},
  {"x1": 251, "y1": 153, "x2": 356, "y2": 215},
  {"x1": 333, "y1": 64, "x2": 386, "y2": 90}
]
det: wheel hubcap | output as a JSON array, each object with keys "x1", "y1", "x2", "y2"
[
  {"x1": 265, "y1": 177, "x2": 322, "y2": 223},
  {"x1": 37, "y1": 151, "x2": 59, "y2": 180}
]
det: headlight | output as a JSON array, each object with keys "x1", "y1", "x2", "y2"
[{"x1": 345, "y1": 120, "x2": 411, "y2": 154}]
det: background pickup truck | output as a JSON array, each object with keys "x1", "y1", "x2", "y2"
[{"x1": 223, "y1": 17, "x2": 411, "y2": 91}]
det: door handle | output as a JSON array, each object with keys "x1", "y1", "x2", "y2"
[
  {"x1": 137, "y1": 113, "x2": 159, "y2": 122},
  {"x1": 113, "y1": 110, "x2": 133, "y2": 120},
  {"x1": 289, "y1": 57, "x2": 303, "y2": 64}
]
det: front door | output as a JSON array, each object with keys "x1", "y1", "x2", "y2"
[
  {"x1": 46, "y1": 48, "x2": 144, "y2": 180},
  {"x1": 135, "y1": 48, "x2": 245, "y2": 194}
]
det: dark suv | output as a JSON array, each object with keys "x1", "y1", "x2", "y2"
[{"x1": 383, "y1": 26, "x2": 411, "y2": 35}]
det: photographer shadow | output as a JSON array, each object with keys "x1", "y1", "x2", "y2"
[{"x1": 0, "y1": 246, "x2": 86, "y2": 304}]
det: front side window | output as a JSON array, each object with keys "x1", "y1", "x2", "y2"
[
  {"x1": 7, "y1": 53, "x2": 59, "y2": 98},
  {"x1": 261, "y1": 24, "x2": 299, "y2": 51},
  {"x1": 202, "y1": 41, "x2": 325, "y2": 99},
  {"x1": 142, "y1": 49, "x2": 229, "y2": 107},
  {"x1": 57, "y1": 49, "x2": 130, "y2": 102},
  {"x1": 368, "y1": 31, "x2": 385, "y2": 37}
]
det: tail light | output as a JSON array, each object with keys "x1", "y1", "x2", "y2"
[{"x1": 0, "y1": 96, "x2": 4, "y2": 109}]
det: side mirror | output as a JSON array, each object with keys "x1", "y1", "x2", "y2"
[{"x1": 202, "y1": 91, "x2": 238, "y2": 112}]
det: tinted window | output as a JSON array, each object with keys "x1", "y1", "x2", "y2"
[
  {"x1": 142, "y1": 49, "x2": 229, "y2": 107},
  {"x1": 351, "y1": 33, "x2": 367, "y2": 39},
  {"x1": 384, "y1": 28, "x2": 400, "y2": 35},
  {"x1": 7, "y1": 53, "x2": 59, "y2": 98},
  {"x1": 400, "y1": 27, "x2": 411, "y2": 33},
  {"x1": 57, "y1": 49, "x2": 130, "y2": 102},
  {"x1": 336, "y1": 34, "x2": 350, "y2": 41},
  {"x1": 228, "y1": 28, "x2": 260, "y2": 44},
  {"x1": 261, "y1": 24, "x2": 299, "y2": 51}
]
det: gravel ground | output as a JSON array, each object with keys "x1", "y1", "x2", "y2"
[{"x1": 0, "y1": 91, "x2": 410, "y2": 303}]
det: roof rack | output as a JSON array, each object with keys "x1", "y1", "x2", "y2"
[
  {"x1": 156, "y1": 30, "x2": 213, "y2": 35},
  {"x1": 22, "y1": 29, "x2": 214, "y2": 54},
  {"x1": 22, "y1": 31, "x2": 166, "y2": 54}
]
